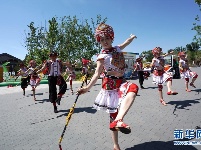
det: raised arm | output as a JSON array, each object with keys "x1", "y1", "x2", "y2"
[
  {"x1": 162, "y1": 50, "x2": 174, "y2": 57},
  {"x1": 36, "y1": 63, "x2": 46, "y2": 74},
  {"x1": 118, "y1": 34, "x2": 137, "y2": 50}
]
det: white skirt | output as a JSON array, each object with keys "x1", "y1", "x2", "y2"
[
  {"x1": 152, "y1": 72, "x2": 172, "y2": 85},
  {"x1": 30, "y1": 78, "x2": 40, "y2": 86},
  {"x1": 180, "y1": 70, "x2": 197, "y2": 79},
  {"x1": 93, "y1": 82, "x2": 132, "y2": 113}
]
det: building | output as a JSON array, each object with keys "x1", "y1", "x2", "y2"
[
  {"x1": 0, "y1": 53, "x2": 22, "y2": 72},
  {"x1": 0, "y1": 53, "x2": 22, "y2": 82}
]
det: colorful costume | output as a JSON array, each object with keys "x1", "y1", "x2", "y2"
[
  {"x1": 152, "y1": 56, "x2": 172, "y2": 86},
  {"x1": 18, "y1": 66, "x2": 29, "y2": 89},
  {"x1": 28, "y1": 67, "x2": 40, "y2": 87},
  {"x1": 134, "y1": 57, "x2": 145, "y2": 88},
  {"x1": 179, "y1": 59, "x2": 198, "y2": 79},
  {"x1": 45, "y1": 59, "x2": 67, "y2": 103},
  {"x1": 17, "y1": 63, "x2": 30, "y2": 95},
  {"x1": 178, "y1": 52, "x2": 198, "y2": 90},
  {"x1": 66, "y1": 67, "x2": 76, "y2": 85},
  {"x1": 81, "y1": 58, "x2": 90, "y2": 84},
  {"x1": 94, "y1": 46, "x2": 139, "y2": 113},
  {"x1": 27, "y1": 60, "x2": 41, "y2": 88}
]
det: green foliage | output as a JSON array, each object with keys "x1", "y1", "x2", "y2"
[
  {"x1": 186, "y1": 42, "x2": 200, "y2": 51},
  {"x1": 24, "y1": 15, "x2": 107, "y2": 65},
  {"x1": 141, "y1": 50, "x2": 153, "y2": 62},
  {"x1": 195, "y1": 0, "x2": 201, "y2": 5},
  {"x1": 192, "y1": 0, "x2": 201, "y2": 46}
]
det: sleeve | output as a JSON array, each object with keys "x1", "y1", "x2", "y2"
[
  {"x1": 97, "y1": 53, "x2": 105, "y2": 61},
  {"x1": 115, "y1": 46, "x2": 122, "y2": 52}
]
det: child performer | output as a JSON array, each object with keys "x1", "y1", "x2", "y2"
[
  {"x1": 16, "y1": 63, "x2": 30, "y2": 96},
  {"x1": 81, "y1": 58, "x2": 91, "y2": 85},
  {"x1": 77, "y1": 23, "x2": 138, "y2": 150},
  {"x1": 65, "y1": 61, "x2": 76, "y2": 94},
  {"x1": 133, "y1": 55, "x2": 145, "y2": 89},
  {"x1": 178, "y1": 52, "x2": 198, "y2": 92},
  {"x1": 37, "y1": 51, "x2": 67, "y2": 113},
  {"x1": 150, "y1": 47, "x2": 178, "y2": 106},
  {"x1": 26, "y1": 60, "x2": 41, "y2": 100}
]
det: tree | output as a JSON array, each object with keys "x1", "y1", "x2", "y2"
[
  {"x1": 195, "y1": 0, "x2": 201, "y2": 5},
  {"x1": 141, "y1": 50, "x2": 153, "y2": 62},
  {"x1": 24, "y1": 15, "x2": 107, "y2": 65},
  {"x1": 186, "y1": 42, "x2": 200, "y2": 51},
  {"x1": 192, "y1": 0, "x2": 201, "y2": 46}
]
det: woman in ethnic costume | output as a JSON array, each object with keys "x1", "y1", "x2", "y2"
[
  {"x1": 178, "y1": 51, "x2": 198, "y2": 92},
  {"x1": 77, "y1": 23, "x2": 138, "y2": 150},
  {"x1": 16, "y1": 63, "x2": 29, "y2": 96},
  {"x1": 25, "y1": 60, "x2": 41, "y2": 100},
  {"x1": 65, "y1": 61, "x2": 76, "y2": 94},
  {"x1": 133, "y1": 56, "x2": 146, "y2": 89},
  {"x1": 81, "y1": 58, "x2": 91, "y2": 85},
  {"x1": 150, "y1": 47, "x2": 178, "y2": 106}
]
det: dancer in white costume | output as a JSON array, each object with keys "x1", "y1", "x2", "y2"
[
  {"x1": 77, "y1": 23, "x2": 138, "y2": 150},
  {"x1": 65, "y1": 61, "x2": 76, "y2": 94},
  {"x1": 26, "y1": 60, "x2": 41, "y2": 100},
  {"x1": 150, "y1": 47, "x2": 178, "y2": 106},
  {"x1": 178, "y1": 51, "x2": 198, "y2": 92}
]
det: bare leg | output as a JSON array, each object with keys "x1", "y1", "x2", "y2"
[
  {"x1": 35, "y1": 81, "x2": 40, "y2": 88},
  {"x1": 158, "y1": 85, "x2": 166, "y2": 105},
  {"x1": 159, "y1": 90, "x2": 163, "y2": 100},
  {"x1": 167, "y1": 79, "x2": 178, "y2": 95},
  {"x1": 70, "y1": 83, "x2": 73, "y2": 94},
  {"x1": 114, "y1": 92, "x2": 136, "y2": 121},
  {"x1": 159, "y1": 90, "x2": 166, "y2": 105},
  {"x1": 32, "y1": 86, "x2": 36, "y2": 100},
  {"x1": 191, "y1": 78, "x2": 196, "y2": 84},
  {"x1": 166, "y1": 80, "x2": 172, "y2": 92},
  {"x1": 111, "y1": 131, "x2": 121, "y2": 150},
  {"x1": 185, "y1": 81, "x2": 191, "y2": 92}
]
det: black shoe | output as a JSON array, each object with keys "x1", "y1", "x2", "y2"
[
  {"x1": 54, "y1": 106, "x2": 58, "y2": 113},
  {"x1": 56, "y1": 97, "x2": 61, "y2": 105},
  {"x1": 141, "y1": 86, "x2": 145, "y2": 89}
]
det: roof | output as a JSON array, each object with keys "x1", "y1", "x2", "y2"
[{"x1": 0, "y1": 53, "x2": 22, "y2": 64}]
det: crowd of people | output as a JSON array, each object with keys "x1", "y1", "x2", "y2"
[{"x1": 15, "y1": 23, "x2": 198, "y2": 150}]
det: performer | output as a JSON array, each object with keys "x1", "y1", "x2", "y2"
[
  {"x1": 65, "y1": 61, "x2": 76, "y2": 95},
  {"x1": 37, "y1": 51, "x2": 67, "y2": 113},
  {"x1": 16, "y1": 63, "x2": 30, "y2": 96},
  {"x1": 77, "y1": 23, "x2": 138, "y2": 150},
  {"x1": 150, "y1": 47, "x2": 178, "y2": 106},
  {"x1": 133, "y1": 56, "x2": 145, "y2": 89},
  {"x1": 81, "y1": 58, "x2": 91, "y2": 85},
  {"x1": 178, "y1": 52, "x2": 198, "y2": 92},
  {"x1": 25, "y1": 60, "x2": 41, "y2": 100}
]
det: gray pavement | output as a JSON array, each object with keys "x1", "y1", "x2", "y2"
[{"x1": 0, "y1": 67, "x2": 201, "y2": 150}]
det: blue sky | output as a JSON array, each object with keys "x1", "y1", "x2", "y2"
[{"x1": 0, "y1": 0, "x2": 199, "y2": 60}]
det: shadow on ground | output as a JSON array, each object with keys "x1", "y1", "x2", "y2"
[
  {"x1": 167, "y1": 98, "x2": 201, "y2": 116},
  {"x1": 126, "y1": 139, "x2": 198, "y2": 150},
  {"x1": 57, "y1": 106, "x2": 97, "y2": 118}
]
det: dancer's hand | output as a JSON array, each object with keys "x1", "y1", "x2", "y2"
[
  {"x1": 130, "y1": 34, "x2": 137, "y2": 39},
  {"x1": 76, "y1": 87, "x2": 89, "y2": 95}
]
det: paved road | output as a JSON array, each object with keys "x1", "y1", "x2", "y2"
[{"x1": 0, "y1": 67, "x2": 201, "y2": 150}]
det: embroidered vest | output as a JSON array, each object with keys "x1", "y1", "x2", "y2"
[{"x1": 45, "y1": 60, "x2": 63, "y2": 76}]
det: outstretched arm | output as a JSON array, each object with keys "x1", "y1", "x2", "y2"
[
  {"x1": 77, "y1": 59, "x2": 104, "y2": 94},
  {"x1": 118, "y1": 34, "x2": 137, "y2": 50},
  {"x1": 36, "y1": 63, "x2": 46, "y2": 74},
  {"x1": 162, "y1": 50, "x2": 174, "y2": 57}
]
